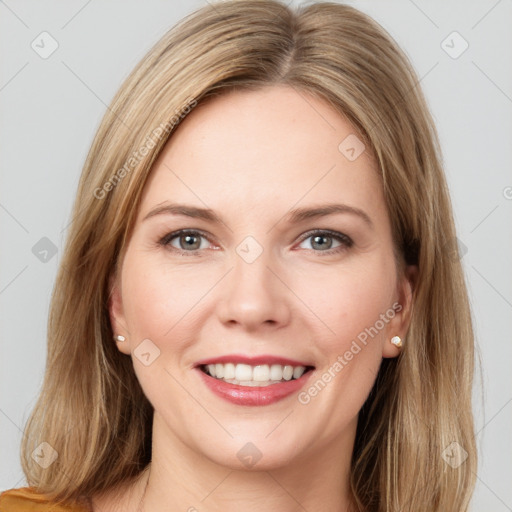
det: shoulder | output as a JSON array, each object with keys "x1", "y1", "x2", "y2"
[{"x1": 0, "y1": 486, "x2": 90, "y2": 511}]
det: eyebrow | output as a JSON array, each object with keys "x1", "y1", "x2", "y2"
[{"x1": 143, "y1": 202, "x2": 373, "y2": 228}]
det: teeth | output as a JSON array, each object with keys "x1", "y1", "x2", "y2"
[
  {"x1": 282, "y1": 365, "x2": 294, "y2": 380},
  {"x1": 215, "y1": 363, "x2": 224, "y2": 378},
  {"x1": 253, "y1": 364, "x2": 270, "y2": 381},
  {"x1": 270, "y1": 364, "x2": 283, "y2": 381},
  {"x1": 235, "y1": 363, "x2": 253, "y2": 381},
  {"x1": 203, "y1": 362, "x2": 308, "y2": 385},
  {"x1": 224, "y1": 363, "x2": 236, "y2": 379},
  {"x1": 293, "y1": 366, "x2": 305, "y2": 379}
]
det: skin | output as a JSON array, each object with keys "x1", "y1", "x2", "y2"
[{"x1": 93, "y1": 85, "x2": 416, "y2": 512}]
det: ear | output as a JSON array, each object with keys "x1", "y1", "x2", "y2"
[
  {"x1": 108, "y1": 273, "x2": 131, "y2": 355},
  {"x1": 382, "y1": 264, "x2": 418, "y2": 358}
]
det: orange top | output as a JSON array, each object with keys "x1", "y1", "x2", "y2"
[{"x1": 0, "y1": 487, "x2": 91, "y2": 511}]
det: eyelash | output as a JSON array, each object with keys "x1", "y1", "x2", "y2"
[{"x1": 158, "y1": 229, "x2": 353, "y2": 257}]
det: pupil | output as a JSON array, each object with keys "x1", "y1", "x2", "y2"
[
  {"x1": 312, "y1": 235, "x2": 332, "y2": 250},
  {"x1": 182, "y1": 234, "x2": 199, "y2": 250}
]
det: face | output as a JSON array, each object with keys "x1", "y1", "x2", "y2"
[{"x1": 109, "y1": 85, "x2": 415, "y2": 470}]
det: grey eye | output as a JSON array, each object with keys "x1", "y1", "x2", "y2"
[
  {"x1": 166, "y1": 231, "x2": 209, "y2": 251},
  {"x1": 299, "y1": 233, "x2": 342, "y2": 251}
]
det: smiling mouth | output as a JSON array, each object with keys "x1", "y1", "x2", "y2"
[{"x1": 199, "y1": 363, "x2": 315, "y2": 387}]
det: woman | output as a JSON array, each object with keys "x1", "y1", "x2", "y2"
[{"x1": 0, "y1": 0, "x2": 477, "y2": 510}]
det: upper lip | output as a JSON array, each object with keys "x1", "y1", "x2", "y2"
[{"x1": 194, "y1": 354, "x2": 315, "y2": 368}]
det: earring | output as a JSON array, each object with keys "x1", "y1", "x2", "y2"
[
  {"x1": 390, "y1": 335, "x2": 402, "y2": 348},
  {"x1": 114, "y1": 334, "x2": 126, "y2": 342}
]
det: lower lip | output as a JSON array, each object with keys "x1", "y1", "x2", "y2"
[{"x1": 196, "y1": 367, "x2": 314, "y2": 406}]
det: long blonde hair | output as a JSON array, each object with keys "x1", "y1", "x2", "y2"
[{"x1": 20, "y1": 1, "x2": 477, "y2": 510}]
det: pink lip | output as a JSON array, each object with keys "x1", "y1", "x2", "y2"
[
  {"x1": 194, "y1": 354, "x2": 314, "y2": 367},
  {"x1": 195, "y1": 366, "x2": 314, "y2": 406}
]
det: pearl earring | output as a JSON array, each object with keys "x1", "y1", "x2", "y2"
[
  {"x1": 390, "y1": 335, "x2": 402, "y2": 348},
  {"x1": 114, "y1": 334, "x2": 126, "y2": 342}
]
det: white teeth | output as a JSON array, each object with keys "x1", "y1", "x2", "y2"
[
  {"x1": 234, "y1": 363, "x2": 253, "y2": 381},
  {"x1": 215, "y1": 363, "x2": 224, "y2": 378},
  {"x1": 293, "y1": 366, "x2": 306, "y2": 379},
  {"x1": 239, "y1": 380, "x2": 268, "y2": 387},
  {"x1": 269, "y1": 364, "x2": 282, "y2": 381},
  {"x1": 282, "y1": 365, "x2": 294, "y2": 381},
  {"x1": 253, "y1": 364, "x2": 270, "y2": 381},
  {"x1": 202, "y1": 362, "x2": 309, "y2": 385},
  {"x1": 223, "y1": 362, "x2": 236, "y2": 379}
]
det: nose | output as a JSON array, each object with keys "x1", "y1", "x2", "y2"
[{"x1": 215, "y1": 248, "x2": 291, "y2": 331}]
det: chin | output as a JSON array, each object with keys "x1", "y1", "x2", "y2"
[{"x1": 194, "y1": 433, "x2": 305, "y2": 472}]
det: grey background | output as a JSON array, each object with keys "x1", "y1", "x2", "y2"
[{"x1": 1, "y1": 0, "x2": 511, "y2": 509}]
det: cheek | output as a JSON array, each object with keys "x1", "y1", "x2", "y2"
[
  {"x1": 123, "y1": 264, "x2": 168, "y2": 336},
  {"x1": 119, "y1": 254, "x2": 208, "y2": 404},
  {"x1": 295, "y1": 258, "x2": 396, "y2": 415},
  {"x1": 299, "y1": 255, "x2": 396, "y2": 345},
  {"x1": 121, "y1": 250, "x2": 218, "y2": 344}
]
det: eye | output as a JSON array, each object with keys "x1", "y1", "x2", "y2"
[
  {"x1": 297, "y1": 229, "x2": 353, "y2": 255},
  {"x1": 158, "y1": 228, "x2": 353, "y2": 257},
  {"x1": 159, "y1": 229, "x2": 213, "y2": 255}
]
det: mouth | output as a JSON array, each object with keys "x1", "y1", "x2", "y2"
[
  {"x1": 193, "y1": 354, "x2": 315, "y2": 406},
  {"x1": 198, "y1": 362, "x2": 315, "y2": 387}
]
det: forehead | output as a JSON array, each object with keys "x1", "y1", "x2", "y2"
[{"x1": 138, "y1": 85, "x2": 385, "y2": 223}]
